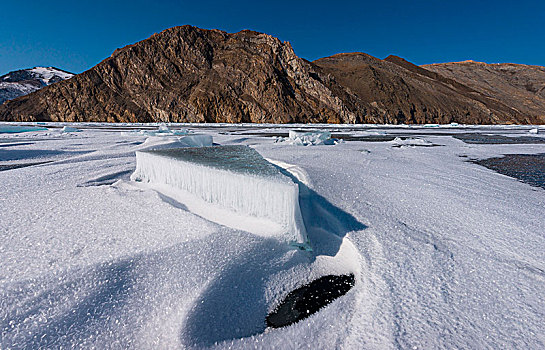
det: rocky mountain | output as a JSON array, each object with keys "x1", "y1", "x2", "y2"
[
  {"x1": 422, "y1": 61, "x2": 545, "y2": 122},
  {"x1": 0, "y1": 67, "x2": 73, "y2": 105},
  {"x1": 0, "y1": 26, "x2": 356, "y2": 124},
  {"x1": 0, "y1": 25, "x2": 543, "y2": 124}
]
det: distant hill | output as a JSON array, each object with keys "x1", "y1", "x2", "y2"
[
  {"x1": 0, "y1": 67, "x2": 73, "y2": 105},
  {"x1": 314, "y1": 53, "x2": 530, "y2": 124},
  {"x1": 0, "y1": 26, "x2": 543, "y2": 124},
  {"x1": 422, "y1": 61, "x2": 545, "y2": 122}
]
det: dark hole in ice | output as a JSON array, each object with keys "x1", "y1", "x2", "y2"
[
  {"x1": 471, "y1": 153, "x2": 545, "y2": 189},
  {"x1": 266, "y1": 274, "x2": 355, "y2": 329}
]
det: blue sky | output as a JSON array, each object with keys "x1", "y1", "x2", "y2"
[{"x1": 1, "y1": 0, "x2": 544, "y2": 74}]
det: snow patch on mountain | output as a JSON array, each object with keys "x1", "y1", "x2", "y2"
[
  {"x1": 28, "y1": 67, "x2": 74, "y2": 84},
  {"x1": 0, "y1": 67, "x2": 73, "y2": 104}
]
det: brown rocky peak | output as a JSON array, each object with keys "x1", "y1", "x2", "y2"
[
  {"x1": 383, "y1": 55, "x2": 410, "y2": 64},
  {"x1": 315, "y1": 52, "x2": 383, "y2": 65},
  {"x1": 0, "y1": 25, "x2": 354, "y2": 124},
  {"x1": 383, "y1": 55, "x2": 435, "y2": 76}
]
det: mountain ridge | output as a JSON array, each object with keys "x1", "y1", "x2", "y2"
[
  {"x1": 424, "y1": 60, "x2": 544, "y2": 68},
  {"x1": 0, "y1": 25, "x2": 543, "y2": 124}
]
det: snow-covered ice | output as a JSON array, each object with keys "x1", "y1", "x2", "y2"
[{"x1": 0, "y1": 122, "x2": 544, "y2": 349}]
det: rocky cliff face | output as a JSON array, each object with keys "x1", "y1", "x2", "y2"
[
  {"x1": 0, "y1": 26, "x2": 355, "y2": 124},
  {"x1": 0, "y1": 26, "x2": 543, "y2": 124},
  {"x1": 0, "y1": 67, "x2": 73, "y2": 105},
  {"x1": 422, "y1": 61, "x2": 545, "y2": 123}
]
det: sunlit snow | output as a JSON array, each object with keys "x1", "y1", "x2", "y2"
[{"x1": 0, "y1": 122, "x2": 544, "y2": 349}]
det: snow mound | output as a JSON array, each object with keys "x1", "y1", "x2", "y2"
[
  {"x1": 139, "y1": 134, "x2": 213, "y2": 151},
  {"x1": 131, "y1": 145, "x2": 309, "y2": 247},
  {"x1": 61, "y1": 126, "x2": 81, "y2": 133},
  {"x1": 390, "y1": 137, "x2": 433, "y2": 147},
  {"x1": 276, "y1": 130, "x2": 340, "y2": 146}
]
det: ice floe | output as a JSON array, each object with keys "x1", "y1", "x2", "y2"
[
  {"x1": 276, "y1": 130, "x2": 341, "y2": 146},
  {"x1": 390, "y1": 137, "x2": 434, "y2": 147}
]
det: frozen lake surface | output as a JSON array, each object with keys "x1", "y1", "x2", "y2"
[{"x1": 0, "y1": 122, "x2": 544, "y2": 349}]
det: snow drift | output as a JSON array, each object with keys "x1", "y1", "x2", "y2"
[{"x1": 131, "y1": 145, "x2": 309, "y2": 247}]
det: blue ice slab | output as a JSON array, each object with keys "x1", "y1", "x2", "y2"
[
  {"x1": 143, "y1": 145, "x2": 286, "y2": 180},
  {"x1": 0, "y1": 125, "x2": 48, "y2": 134},
  {"x1": 132, "y1": 145, "x2": 310, "y2": 248}
]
